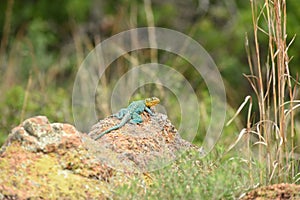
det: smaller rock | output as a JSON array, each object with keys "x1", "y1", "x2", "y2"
[
  {"x1": 240, "y1": 183, "x2": 300, "y2": 200},
  {"x1": 1, "y1": 116, "x2": 82, "y2": 153}
]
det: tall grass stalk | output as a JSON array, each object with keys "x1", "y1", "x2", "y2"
[
  {"x1": 245, "y1": 0, "x2": 297, "y2": 184},
  {"x1": 0, "y1": 0, "x2": 14, "y2": 58}
]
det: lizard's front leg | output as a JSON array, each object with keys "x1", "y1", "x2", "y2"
[
  {"x1": 129, "y1": 113, "x2": 143, "y2": 124},
  {"x1": 144, "y1": 107, "x2": 155, "y2": 116}
]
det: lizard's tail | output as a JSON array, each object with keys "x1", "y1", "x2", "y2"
[
  {"x1": 94, "y1": 125, "x2": 118, "y2": 140},
  {"x1": 94, "y1": 115, "x2": 130, "y2": 140},
  {"x1": 94, "y1": 127, "x2": 114, "y2": 140}
]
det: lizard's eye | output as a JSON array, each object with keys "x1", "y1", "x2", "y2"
[{"x1": 152, "y1": 97, "x2": 160, "y2": 102}]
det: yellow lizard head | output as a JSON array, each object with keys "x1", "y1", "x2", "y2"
[{"x1": 145, "y1": 97, "x2": 160, "y2": 107}]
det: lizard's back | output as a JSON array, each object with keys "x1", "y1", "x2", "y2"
[{"x1": 126, "y1": 100, "x2": 145, "y2": 114}]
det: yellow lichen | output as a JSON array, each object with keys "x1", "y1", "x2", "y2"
[{"x1": 0, "y1": 142, "x2": 111, "y2": 199}]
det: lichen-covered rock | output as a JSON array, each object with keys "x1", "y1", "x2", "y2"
[
  {"x1": 0, "y1": 116, "x2": 113, "y2": 199},
  {"x1": 0, "y1": 114, "x2": 197, "y2": 199}
]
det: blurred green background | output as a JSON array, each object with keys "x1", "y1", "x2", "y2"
[{"x1": 0, "y1": 0, "x2": 299, "y2": 146}]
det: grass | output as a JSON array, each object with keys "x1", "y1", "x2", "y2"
[
  {"x1": 112, "y1": 148, "x2": 261, "y2": 199},
  {"x1": 244, "y1": 0, "x2": 299, "y2": 184},
  {"x1": 226, "y1": 0, "x2": 299, "y2": 186}
]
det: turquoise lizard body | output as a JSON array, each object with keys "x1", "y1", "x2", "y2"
[{"x1": 94, "y1": 97, "x2": 160, "y2": 140}]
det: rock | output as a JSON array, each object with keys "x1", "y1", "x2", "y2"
[
  {"x1": 240, "y1": 183, "x2": 300, "y2": 200},
  {"x1": 0, "y1": 113, "x2": 197, "y2": 199},
  {"x1": 0, "y1": 116, "x2": 112, "y2": 199},
  {"x1": 1, "y1": 116, "x2": 82, "y2": 154},
  {"x1": 88, "y1": 112, "x2": 195, "y2": 172}
]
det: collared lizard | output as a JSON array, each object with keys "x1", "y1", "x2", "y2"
[{"x1": 94, "y1": 97, "x2": 160, "y2": 140}]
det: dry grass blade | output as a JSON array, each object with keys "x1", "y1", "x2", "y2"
[
  {"x1": 294, "y1": 173, "x2": 300, "y2": 183},
  {"x1": 245, "y1": 33, "x2": 255, "y2": 77},
  {"x1": 226, "y1": 95, "x2": 252, "y2": 126},
  {"x1": 243, "y1": 74, "x2": 259, "y2": 97},
  {"x1": 284, "y1": 103, "x2": 300, "y2": 118},
  {"x1": 253, "y1": 141, "x2": 267, "y2": 146},
  {"x1": 226, "y1": 128, "x2": 247, "y2": 153},
  {"x1": 250, "y1": 129, "x2": 266, "y2": 143},
  {"x1": 268, "y1": 161, "x2": 279, "y2": 183}
]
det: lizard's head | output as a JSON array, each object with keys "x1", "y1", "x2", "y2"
[{"x1": 145, "y1": 97, "x2": 160, "y2": 107}]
